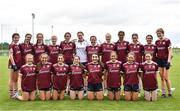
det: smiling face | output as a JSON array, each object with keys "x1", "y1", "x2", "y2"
[
  {"x1": 92, "y1": 54, "x2": 99, "y2": 63},
  {"x1": 146, "y1": 35, "x2": 153, "y2": 44},
  {"x1": 51, "y1": 36, "x2": 57, "y2": 45},
  {"x1": 26, "y1": 54, "x2": 34, "y2": 65},
  {"x1": 132, "y1": 35, "x2": 138, "y2": 43},
  {"x1": 90, "y1": 36, "x2": 97, "y2": 45},
  {"x1": 73, "y1": 56, "x2": 80, "y2": 65},
  {"x1": 64, "y1": 33, "x2": 71, "y2": 41},
  {"x1": 40, "y1": 53, "x2": 48, "y2": 64},
  {"x1": 36, "y1": 33, "x2": 44, "y2": 43},
  {"x1": 156, "y1": 32, "x2": 164, "y2": 40},
  {"x1": 77, "y1": 32, "x2": 84, "y2": 41},
  {"x1": 13, "y1": 35, "x2": 20, "y2": 44},
  {"x1": 58, "y1": 55, "x2": 64, "y2": 64},
  {"x1": 25, "y1": 34, "x2": 32, "y2": 43},
  {"x1": 110, "y1": 51, "x2": 117, "y2": 62},
  {"x1": 118, "y1": 31, "x2": 125, "y2": 41},
  {"x1": 145, "y1": 53, "x2": 152, "y2": 62},
  {"x1": 105, "y1": 33, "x2": 111, "y2": 42},
  {"x1": 127, "y1": 53, "x2": 135, "y2": 63}
]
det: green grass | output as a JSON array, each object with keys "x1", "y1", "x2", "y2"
[{"x1": 0, "y1": 54, "x2": 180, "y2": 110}]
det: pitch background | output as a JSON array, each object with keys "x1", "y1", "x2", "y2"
[{"x1": 0, "y1": 50, "x2": 180, "y2": 110}]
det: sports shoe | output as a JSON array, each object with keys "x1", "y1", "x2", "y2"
[{"x1": 161, "y1": 94, "x2": 166, "y2": 98}]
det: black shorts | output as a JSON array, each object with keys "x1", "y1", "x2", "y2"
[
  {"x1": 88, "y1": 83, "x2": 103, "y2": 92},
  {"x1": 70, "y1": 87, "x2": 84, "y2": 91},
  {"x1": 156, "y1": 58, "x2": 168, "y2": 68},
  {"x1": 38, "y1": 87, "x2": 52, "y2": 91},
  {"x1": 22, "y1": 89, "x2": 36, "y2": 93},
  {"x1": 124, "y1": 84, "x2": 139, "y2": 92},
  {"x1": 107, "y1": 87, "x2": 121, "y2": 92},
  {"x1": 8, "y1": 64, "x2": 20, "y2": 70},
  {"x1": 53, "y1": 87, "x2": 66, "y2": 92}
]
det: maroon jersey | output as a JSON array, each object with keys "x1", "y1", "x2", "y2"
[
  {"x1": 19, "y1": 43, "x2": 33, "y2": 65},
  {"x1": 100, "y1": 43, "x2": 115, "y2": 64},
  {"x1": 86, "y1": 62, "x2": 104, "y2": 84},
  {"x1": 36, "y1": 62, "x2": 52, "y2": 89},
  {"x1": 20, "y1": 64, "x2": 36, "y2": 92},
  {"x1": 143, "y1": 44, "x2": 157, "y2": 62},
  {"x1": 60, "y1": 41, "x2": 75, "y2": 64},
  {"x1": 86, "y1": 45, "x2": 101, "y2": 62},
  {"x1": 105, "y1": 60, "x2": 122, "y2": 88},
  {"x1": 52, "y1": 63, "x2": 69, "y2": 90},
  {"x1": 128, "y1": 43, "x2": 144, "y2": 63},
  {"x1": 47, "y1": 45, "x2": 61, "y2": 64},
  {"x1": 69, "y1": 64, "x2": 85, "y2": 89},
  {"x1": 33, "y1": 44, "x2": 47, "y2": 64},
  {"x1": 140, "y1": 62, "x2": 158, "y2": 90},
  {"x1": 122, "y1": 62, "x2": 140, "y2": 85},
  {"x1": 8, "y1": 43, "x2": 22, "y2": 69},
  {"x1": 115, "y1": 41, "x2": 129, "y2": 63},
  {"x1": 155, "y1": 38, "x2": 171, "y2": 60}
]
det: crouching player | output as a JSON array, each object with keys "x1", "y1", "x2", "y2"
[
  {"x1": 86, "y1": 54, "x2": 104, "y2": 100},
  {"x1": 122, "y1": 52, "x2": 140, "y2": 101},
  {"x1": 36, "y1": 53, "x2": 52, "y2": 100},
  {"x1": 140, "y1": 53, "x2": 158, "y2": 101},
  {"x1": 69, "y1": 56, "x2": 86, "y2": 100},
  {"x1": 17, "y1": 54, "x2": 36, "y2": 101},
  {"x1": 52, "y1": 54, "x2": 69, "y2": 100},
  {"x1": 105, "y1": 51, "x2": 122, "y2": 100}
]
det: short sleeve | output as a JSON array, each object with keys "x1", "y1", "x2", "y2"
[{"x1": 166, "y1": 39, "x2": 172, "y2": 48}]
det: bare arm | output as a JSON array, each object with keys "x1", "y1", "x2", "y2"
[
  {"x1": 168, "y1": 47, "x2": 173, "y2": 63},
  {"x1": 9, "y1": 48, "x2": 15, "y2": 65}
]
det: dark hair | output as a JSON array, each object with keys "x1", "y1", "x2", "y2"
[
  {"x1": 90, "y1": 36, "x2": 97, "y2": 40},
  {"x1": 77, "y1": 31, "x2": 84, "y2": 36},
  {"x1": 156, "y1": 28, "x2": 164, "y2": 34},
  {"x1": 12, "y1": 33, "x2": 20, "y2": 38},
  {"x1": 25, "y1": 33, "x2": 32, "y2": 38},
  {"x1": 146, "y1": 34, "x2": 153, "y2": 39},
  {"x1": 36, "y1": 33, "x2": 44, "y2": 44},
  {"x1": 132, "y1": 33, "x2": 138, "y2": 37},
  {"x1": 118, "y1": 31, "x2": 125, "y2": 36},
  {"x1": 64, "y1": 32, "x2": 71, "y2": 37}
]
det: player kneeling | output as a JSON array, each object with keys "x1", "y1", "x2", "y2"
[
  {"x1": 17, "y1": 54, "x2": 36, "y2": 101},
  {"x1": 141, "y1": 53, "x2": 158, "y2": 101},
  {"x1": 36, "y1": 53, "x2": 52, "y2": 101},
  {"x1": 105, "y1": 51, "x2": 122, "y2": 100},
  {"x1": 86, "y1": 54, "x2": 104, "y2": 100},
  {"x1": 52, "y1": 54, "x2": 69, "y2": 100},
  {"x1": 69, "y1": 56, "x2": 86, "y2": 100},
  {"x1": 122, "y1": 52, "x2": 140, "y2": 101}
]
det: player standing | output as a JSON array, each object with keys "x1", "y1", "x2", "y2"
[
  {"x1": 33, "y1": 33, "x2": 47, "y2": 64},
  {"x1": 47, "y1": 35, "x2": 61, "y2": 64},
  {"x1": 60, "y1": 32, "x2": 76, "y2": 65},
  {"x1": 86, "y1": 36, "x2": 101, "y2": 63},
  {"x1": 143, "y1": 35, "x2": 157, "y2": 62},
  {"x1": 19, "y1": 33, "x2": 33, "y2": 65},
  {"x1": 8, "y1": 33, "x2": 22, "y2": 99},
  {"x1": 115, "y1": 31, "x2": 129, "y2": 64},
  {"x1": 155, "y1": 28, "x2": 173, "y2": 97}
]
